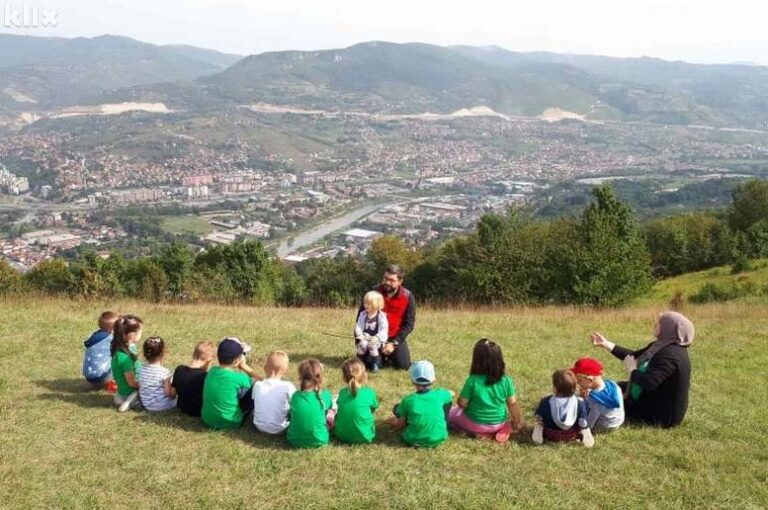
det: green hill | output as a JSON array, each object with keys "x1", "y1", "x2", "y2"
[
  {"x1": 1, "y1": 297, "x2": 765, "y2": 509},
  {"x1": 5, "y1": 35, "x2": 768, "y2": 128},
  {"x1": 195, "y1": 41, "x2": 768, "y2": 127},
  {"x1": 203, "y1": 41, "x2": 599, "y2": 116},
  {"x1": 0, "y1": 34, "x2": 242, "y2": 110},
  {"x1": 639, "y1": 259, "x2": 768, "y2": 305}
]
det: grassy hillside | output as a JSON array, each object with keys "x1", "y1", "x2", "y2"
[
  {"x1": 1, "y1": 298, "x2": 766, "y2": 509},
  {"x1": 640, "y1": 259, "x2": 768, "y2": 305}
]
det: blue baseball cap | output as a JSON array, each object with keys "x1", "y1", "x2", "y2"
[
  {"x1": 218, "y1": 337, "x2": 251, "y2": 359},
  {"x1": 409, "y1": 360, "x2": 436, "y2": 385}
]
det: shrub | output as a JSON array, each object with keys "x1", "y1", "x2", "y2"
[{"x1": 730, "y1": 256, "x2": 753, "y2": 275}]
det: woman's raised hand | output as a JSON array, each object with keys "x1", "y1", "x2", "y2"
[{"x1": 590, "y1": 332, "x2": 609, "y2": 349}]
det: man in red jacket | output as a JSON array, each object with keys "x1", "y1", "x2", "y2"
[{"x1": 360, "y1": 264, "x2": 416, "y2": 370}]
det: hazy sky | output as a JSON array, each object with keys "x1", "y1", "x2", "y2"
[{"x1": 2, "y1": 0, "x2": 767, "y2": 64}]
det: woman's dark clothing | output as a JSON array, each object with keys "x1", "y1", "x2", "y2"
[{"x1": 612, "y1": 342, "x2": 691, "y2": 428}]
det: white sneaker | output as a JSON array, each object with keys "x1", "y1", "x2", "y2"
[
  {"x1": 532, "y1": 423, "x2": 544, "y2": 445},
  {"x1": 581, "y1": 428, "x2": 595, "y2": 448},
  {"x1": 118, "y1": 391, "x2": 138, "y2": 413}
]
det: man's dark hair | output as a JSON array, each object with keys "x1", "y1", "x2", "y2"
[{"x1": 384, "y1": 264, "x2": 404, "y2": 280}]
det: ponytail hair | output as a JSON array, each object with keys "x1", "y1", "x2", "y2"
[
  {"x1": 341, "y1": 358, "x2": 367, "y2": 398},
  {"x1": 110, "y1": 314, "x2": 144, "y2": 361},
  {"x1": 298, "y1": 358, "x2": 325, "y2": 406}
]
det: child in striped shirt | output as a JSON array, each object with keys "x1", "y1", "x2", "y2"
[{"x1": 138, "y1": 336, "x2": 177, "y2": 412}]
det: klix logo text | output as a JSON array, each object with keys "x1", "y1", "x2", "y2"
[{"x1": 3, "y1": 4, "x2": 59, "y2": 28}]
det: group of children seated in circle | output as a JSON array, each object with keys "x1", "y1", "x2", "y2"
[{"x1": 82, "y1": 309, "x2": 625, "y2": 448}]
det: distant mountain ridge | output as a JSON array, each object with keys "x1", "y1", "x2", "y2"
[
  {"x1": 3, "y1": 34, "x2": 768, "y2": 129},
  {"x1": 200, "y1": 41, "x2": 766, "y2": 127},
  {"x1": 0, "y1": 34, "x2": 242, "y2": 109}
]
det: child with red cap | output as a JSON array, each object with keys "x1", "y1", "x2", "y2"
[{"x1": 572, "y1": 357, "x2": 625, "y2": 431}]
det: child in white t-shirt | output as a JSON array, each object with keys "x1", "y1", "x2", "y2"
[
  {"x1": 252, "y1": 350, "x2": 296, "y2": 434},
  {"x1": 138, "y1": 336, "x2": 177, "y2": 412}
]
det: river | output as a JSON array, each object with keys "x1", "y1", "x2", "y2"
[{"x1": 276, "y1": 202, "x2": 390, "y2": 257}]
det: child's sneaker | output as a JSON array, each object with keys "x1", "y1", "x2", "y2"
[
  {"x1": 105, "y1": 380, "x2": 117, "y2": 394},
  {"x1": 532, "y1": 423, "x2": 544, "y2": 445},
  {"x1": 581, "y1": 428, "x2": 595, "y2": 448},
  {"x1": 118, "y1": 391, "x2": 139, "y2": 413}
]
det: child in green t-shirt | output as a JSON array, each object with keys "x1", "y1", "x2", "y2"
[
  {"x1": 449, "y1": 338, "x2": 525, "y2": 442},
  {"x1": 387, "y1": 360, "x2": 453, "y2": 448},
  {"x1": 286, "y1": 358, "x2": 334, "y2": 448},
  {"x1": 334, "y1": 359, "x2": 379, "y2": 444},
  {"x1": 201, "y1": 337, "x2": 260, "y2": 430},
  {"x1": 110, "y1": 314, "x2": 144, "y2": 413}
]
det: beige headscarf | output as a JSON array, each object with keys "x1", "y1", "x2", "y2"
[{"x1": 637, "y1": 311, "x2": 695, "y2": 364}]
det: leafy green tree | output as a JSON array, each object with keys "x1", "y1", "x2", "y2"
[
  {"x1": 644, "y1": 213, "x2": 734, "y2": 277},
  {"x1": 745, "y1": 219, "x2": 768, "y2": 258},
  {"x1": 0, "y1": 259, "x2": 23, "y2": 295},
  {"x1": 24, "y1": 259, "x2": 73, "y2": 295},
  {"x1": 367, "y1": 235, "x2": 423, "y2": 279},
  {"x1": 194, "y1": 241, "x2": 276, "y2": 303},
  {"x1": 274, "y1": 264, "x2": 307, "y2": 306},
  {"x1": 123, "y1": 258, "x2": 169, "y2": 302},
  {"x1": 570, "y1": 186, "x2": 651, "y2": 306},
  {"x1": 69, "y1": 252, "x2": 126, "y2": 298},
  {"x1": 155, "y1": 243, "x2": 194, "y2": 298},
  {"x1": 411, "y1": 213, "x2": 578, "y2": 305},
  {"x1": 728, "y1": 179, "x2": 768, "y2": 232},
  {"x1": 185, "y1": 266, "x2": 238, "y2": 303},
  {"x1": 295, "y1": 256, "x2": 368, "y2": 306}
]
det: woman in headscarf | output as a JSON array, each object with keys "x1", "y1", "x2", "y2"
[{"x1": 590, "y1": 311, "x2": 695, "y2": 428}]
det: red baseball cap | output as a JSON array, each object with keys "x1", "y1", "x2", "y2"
[{"x1": 571, "y1": 357, "x2": 603, "y2": 377}]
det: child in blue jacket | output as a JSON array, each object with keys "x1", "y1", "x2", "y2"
[{"x1": 82, "y1": 311, "x2": 119, "y2": 391}]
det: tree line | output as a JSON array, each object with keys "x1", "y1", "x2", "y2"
[{"x1": 2, "y1": 180, "x2": 768, "y2": 307}]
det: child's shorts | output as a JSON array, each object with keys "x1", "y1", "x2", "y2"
[{"x1": 543, "y1": 427, "x2": 582, "y2": 442}]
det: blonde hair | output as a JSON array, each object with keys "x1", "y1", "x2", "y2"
[
  {"x1": 265, "y1": 350, "x2": 290, "y2": 375},
  {"x1": 363, "y1": 290, "x2": 385, "y2": 312},
  {"x1": 192, "y1": 341, "x2": 217, "y2": 361},
  {"x1": 341, "y1": 358, "x2": 367, "y2": 397}
]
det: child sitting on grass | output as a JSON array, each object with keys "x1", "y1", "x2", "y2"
[
  {"x1": 82, "y1": 310, "x2": 119, "y2": 392},
  {"x1": 286, "y1": 358, "x2": 334, "y2": 448},
  {"x1": 449, "y1": 339, "x2": 524, "y2": 442},
  {"x1": 201, "y1": 337, "x2": 260, "y2": 430},
  {"x1": 334, "y1": 358, "x2": 379, "y2": 444},
  {"x1": 138, "y1": 336, "x2": 177, "y2": 412},
  {"x1": 387, "y1": 360, "x2": 453, "y2": 448},
  {"x1": 354, "y1": 290, "x2": 389, "y2": 373},
  {"x1": 571, "y1": 357, "x2": 625, "y2": 431},
  {"x1": 172, "y1": 341, "x2": 217, "y2": 417},
  {"x1": 532, "y1": 369, "x2": 595, "y2": 448},
  {"x1": 252, "y1": 350, "x2": 296, "y2": 434},
  {"x1": 110, "y1": 315, "x2": 144, "y2": 412}
]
